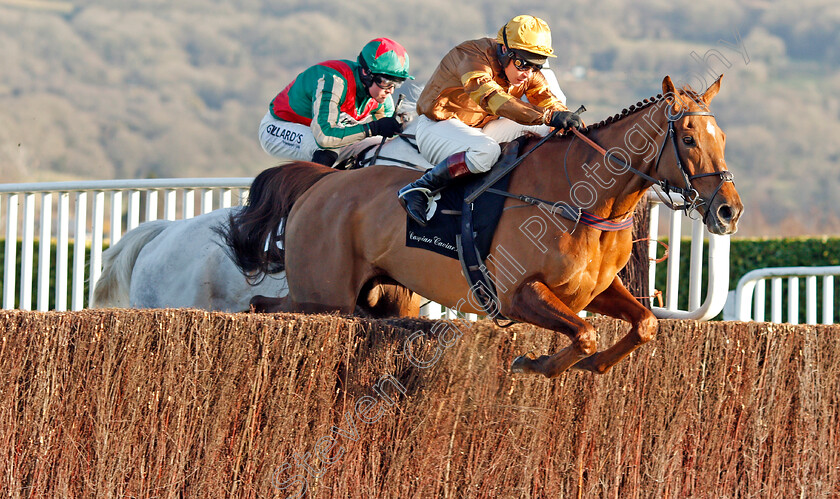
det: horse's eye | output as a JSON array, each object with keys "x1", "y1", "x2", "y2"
[{"x1": 682, "y1": 136, "x2": 696, "y2": 146}]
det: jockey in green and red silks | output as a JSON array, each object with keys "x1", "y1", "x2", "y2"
[{"x1": 259, "y1": 38, "x2": 414, "y2": 167}]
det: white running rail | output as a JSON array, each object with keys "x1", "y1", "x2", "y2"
[
  {"x1": 1, "y1": 179, "x2": 730, "y2": 318},
  {"x1": 1, "y1": 178, "x2": 251, "y2": 311},
  {"x1": 733, "y1": 266, "x2": 839, "y2": 324},
  {"x1": 646, "y1": 189, "x2": 731, "y2": 321}
]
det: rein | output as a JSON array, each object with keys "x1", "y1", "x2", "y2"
[
  {"x1": 465, "y1": 105, "x2": 634, "y2": 232},
  {"x1": 467, "y1": 103, "x2": 734, "y2": 231},
  {"x1": 348, "y1": 93, "x2": 427, "y2": 171},
  {"x1": 571, "y1": 106, "x2": 735, "y2": 222}
]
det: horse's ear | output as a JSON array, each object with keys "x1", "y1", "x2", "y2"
[
  {"x1": 702, "y1": 74, "x2": 722, "y2": 105},
  {"x1": 662, "y1": 75, "x2": 681, "y2": 113}
]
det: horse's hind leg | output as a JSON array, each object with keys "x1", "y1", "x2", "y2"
[
  {"x1": 251, "y1": 255, "x2": 365, "y2": 315},
  {"x1": 572, "y1": 276, "x2": 658, "y2": 374},
  {"x1": 250, "y1": 294, "x2": 289, "y2": 313},
  {"x1": 509, "y1": 280, "x2": 599, "y2": 378},
  {"x1": 359, "y1": 280, "x2": 421, "y2": 318}
]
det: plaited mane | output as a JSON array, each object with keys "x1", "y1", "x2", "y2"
[
  {"x1": 583, "y1": 94, "x2": 663, "y2": 132},
  {"x1": 581, "y1": 85, "x2": 702, "y2": 133}
]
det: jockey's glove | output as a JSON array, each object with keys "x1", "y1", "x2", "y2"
[
  {"x1": 365, "y1": 116, "x2": 402, "y2": 138},
  {"x1": 548, "y1": 110, "x2": 583, "y2": 130}
]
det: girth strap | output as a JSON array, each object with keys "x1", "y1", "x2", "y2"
[{"x1": 485, "y1": 188, "x2": 634, "y2": 231}]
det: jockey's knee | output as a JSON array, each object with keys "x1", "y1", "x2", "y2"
[{"x1": 464, "y1": 141, "x2": 501, "y2": 173}]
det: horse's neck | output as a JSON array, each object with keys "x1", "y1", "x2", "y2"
[{"x1": 568, "y1": 104, "x2": 669, "y2": 220}]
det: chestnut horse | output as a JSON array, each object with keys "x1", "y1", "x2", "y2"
[{"x1": 222, "y1": 76, "x2": 742, "y2": 378}]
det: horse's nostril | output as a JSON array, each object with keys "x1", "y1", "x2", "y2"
[{"x1": 718, "y1": 204, "x2": 733, "y2": 222}]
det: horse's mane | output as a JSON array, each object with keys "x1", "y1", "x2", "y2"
[
  {"x1": 583, "y1": 94, "x2": 664, "y2": 132},
  {"x1": 582, "y1": 85, "x2": 702, "y2": 132}
]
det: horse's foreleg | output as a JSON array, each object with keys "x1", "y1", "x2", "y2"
[
  {"x1": 509, "y1": 280, "x2": 598, "y2": 378},
  {"x1": 572, "y1": 276, "x2": 658, "y2": 374}
]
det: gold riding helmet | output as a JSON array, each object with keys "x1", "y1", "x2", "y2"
[{"x1": 496, "y1": 15, "x2": 557, "y2": 66}]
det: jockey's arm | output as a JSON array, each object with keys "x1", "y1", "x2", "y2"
[
  {"x1": 310, "y1": 75, "x2": 393, "y2": 149},
  {"x1": 459, "y1": 58, "x2": 563, "y2": 126},
  {"x1": 371, "y1": 96, "x2": 395, "y2": 120},
  {"x1": 522, "y1": 70, "x2": 569, "y2": 114},
  {"x1": 539, "y1": 64, "x2": 567, "y2": 106}
]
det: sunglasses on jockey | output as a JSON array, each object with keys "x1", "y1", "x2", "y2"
[
  {"x1": 372, "y1": 74, "x2": 405, "y2": 90},
  {"x1": 510, "y1": 51, "x2": 543, "y2": 72}
]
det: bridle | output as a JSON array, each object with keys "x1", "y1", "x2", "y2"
[
  {"x1": 572, "y1": 104, "x2": 735, "y2": 223},
  {"x1": 654, "y1": 105, "x2": 734, "y2": 220}
]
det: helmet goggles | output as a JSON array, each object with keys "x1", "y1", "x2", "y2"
[{"x1": 372, "y1": 74, "x2": 405, "y2": 90}]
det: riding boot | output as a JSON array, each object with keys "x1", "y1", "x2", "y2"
[
  {"x1": 311, "y1": 149, "x2": 338, "y2": 167},
  {"x1": 398, "y1": 151, "x2": 471, "y2": 226}
]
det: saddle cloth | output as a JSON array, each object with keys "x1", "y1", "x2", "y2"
[
  {"x1": 404, "y1": 174, "x2": 513, "y2": 261},
  {"x1": 404, "y1": 139, "x2": 523, "y2": 261}
]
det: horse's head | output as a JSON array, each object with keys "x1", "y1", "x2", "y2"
[{"x1": 657, "y1": 75, "x2": 742, "y2": 235}]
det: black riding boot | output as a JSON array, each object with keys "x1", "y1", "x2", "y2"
[
  {"x1": 311, "y1": 149, "x2": 338, "y2": 167},
  {"x1": 398, "y1": 151, "x2": 471, "y2": 226}
]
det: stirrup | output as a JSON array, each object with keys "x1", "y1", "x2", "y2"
[
  {"x1": 398, "y1": 186, "x2": 436, "y2": 226},
  {"x1": 398, "y1": 186, "x2": 434, "y2": 202}
]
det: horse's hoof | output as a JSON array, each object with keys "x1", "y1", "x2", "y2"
[
  {"x1": 511, "y1": 355, "x2": 528, "y2": 373},
  {"x1": 511, "y1": 351, "x2": 537, "y2": 373},
  {"x1": 249, "y1": 295, "x2": 269, "y2": 313}
]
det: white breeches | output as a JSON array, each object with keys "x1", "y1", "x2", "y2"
[
  {"x1": 258, "y1": 112, "x2": 323, "y2": 162},
  {"x1": 414, "y1": 115, "x2": 551, "y2": 173}
]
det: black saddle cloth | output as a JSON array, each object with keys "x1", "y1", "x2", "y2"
[{"x1": 405, "y1": 170, "x2": 513, "y2": 261}]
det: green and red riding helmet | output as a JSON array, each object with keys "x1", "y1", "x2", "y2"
[{"x1": 357, "y1": 37, "x2": 414, "y2": 83}]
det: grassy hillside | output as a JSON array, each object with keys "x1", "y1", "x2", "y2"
[{"x1": 1, "y1": 0, "x2": 839, "y2": 236}]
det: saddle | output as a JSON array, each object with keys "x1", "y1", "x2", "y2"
[
  {"x1": 405, "y1": 137, "x2": 528, "y2": 318},
  {"x1": 334, "y1": 125, "x2": 526, "y2": 319}
]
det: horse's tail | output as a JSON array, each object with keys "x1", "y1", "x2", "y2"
[
  {"x1": 218, "y1": 162, "x2": 338, "y2": 281},
  {"x1": 91, "y1": 219, "x2": 172, "y2": 308}
]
